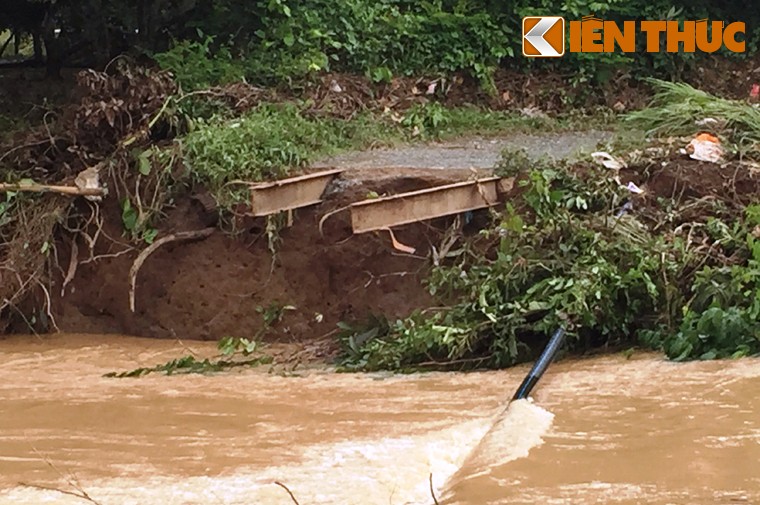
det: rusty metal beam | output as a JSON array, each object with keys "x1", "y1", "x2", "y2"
[
  {"x1": 249, "y1": 169, "x2": 343, "y2": 216},
  {"x1": 350, "y1": 177, "x2": 514, "y2": 233}
]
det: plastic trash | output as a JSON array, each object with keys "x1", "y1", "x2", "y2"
[
  {"x1": 385, "y1": 228, "x2": 415, "y2": 254},
  {"x1": 626, "y1": 181, "x2": 644, "y2": 194},
  {"x1": 695, "y1": 117, "x2": 720, "y2": 127},
  {"x1": 685, "y1": 132, "x2": 723, "y2": 163},
  {"x1": 615, "y1": 201, "x2": 633, "y2": 218},
  {"x1": 590, "y1": 151, "x2": 626, "y2": 170}
]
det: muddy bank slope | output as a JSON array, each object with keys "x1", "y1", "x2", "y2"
[
  {"x1": 50, "y1": 170, "x2": 466, "y2": 341},
  {"x1": 47, "y1": 126, "x2": 610, "y2": 342}
]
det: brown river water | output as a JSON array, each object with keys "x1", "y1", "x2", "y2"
[{"x1": 1, "y1": 334, "x2": 758, "y2": 505}]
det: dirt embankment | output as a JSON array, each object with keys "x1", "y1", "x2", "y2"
[
  {"x1": 47, "y1": 153, "x2": 760, "y2": 344},
  {"x1": 43, "y1": 170, "x2": 486, "y2": 343},
  {"x1": 3, "y1": 56, "x2": 760, "y2": 343}
]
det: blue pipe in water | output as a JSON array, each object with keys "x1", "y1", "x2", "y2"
[{"x1": 511, "y1": 327, "x2": 566, "y2": 402}]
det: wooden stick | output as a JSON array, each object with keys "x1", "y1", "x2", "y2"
[
  {"x1": 0, "y1": 183, "x2": 104, "y2": 197},
  {"x1": 129, "y1": 228, "x2": 215, "y2": 312}
]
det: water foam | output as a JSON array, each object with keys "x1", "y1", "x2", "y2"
[
  {"x1": 0, "y1": 418, "x2": 491, "y2": 505},
  {"x1": 441, "y1": 399, "x2": 555, "y2": 502}
]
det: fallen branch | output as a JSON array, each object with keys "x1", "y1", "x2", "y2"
[
  {"x1": 0, "y1": 183, "x2": 104, "y2": 197},
  {"x1": 274, "y1": 481, "x2": 301, "y2": 505},
  {"x1": 129, "y1": 228, "x2": 215, "y2": 312}
]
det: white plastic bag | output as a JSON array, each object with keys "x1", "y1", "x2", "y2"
[{"x1": 685, "y1": 133, "x2": 723, "y2": 163}]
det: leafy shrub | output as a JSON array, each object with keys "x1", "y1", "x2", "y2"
[
  {"x1": 154, "y1": 0, "x2": 510, "y2": 89},
  {"x1": 339, "y1": 152, "x2": 760, "y2": 371},
  {"x1": 153, "y1": 34, "x2": 245, "y2": 91},
  {"x1": 340, "y1": 157, "x2": 682, "y2": 370},
  {"x1": 154, "y1": 0, "x2": 760, "y2": 92},
  {"x1": 641, "y1": 206, "x2": 760, "y2": 360}
]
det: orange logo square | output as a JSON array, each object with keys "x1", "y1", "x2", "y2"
[{"x1": 522, "y1": 16, "x2": 565, "y2": 57}]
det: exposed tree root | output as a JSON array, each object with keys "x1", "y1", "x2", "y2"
[{"x1": 128, "y1": 228, "x2": 215, "y2": 312}]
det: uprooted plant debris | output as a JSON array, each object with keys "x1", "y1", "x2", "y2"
[{"x1": 0, "y1": 62, "x2": 183, "y2": 332}]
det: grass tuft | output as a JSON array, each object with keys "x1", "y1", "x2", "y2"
[{"x1": 624, "y1": 78, "x2": 760, "y2": 145}]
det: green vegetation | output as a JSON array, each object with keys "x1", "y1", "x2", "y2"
[
  {"x1": 339, "y1": 158, "x2": 670, "y2": 371},
  {"x1": 640, "y1": 211, "x2": 760, "y2": 361},
  {"x1": 180, "y1": 103, "x2": 394, "y2": 197},
  {"x1": 2, "y1": 2, "x2": 757, "y2": 86},
  {"x1": 154, "y1": 4, "x2": 509, "y2": 90},
  {"x1": 144, "y1": 2, "x2": 756, "y2": 92},
  {"x1": 104, "y1": 336, "x2": 273, "y2": 377},
  {"x1": 626, "y1": 79, "x2": 760, "y2": 146},
  {"x1": 172, "y1": 101, "x2": 603, "y2": 209},
  {"x1": 339, "y1": 163, "x2": 760, "y2": 370}
]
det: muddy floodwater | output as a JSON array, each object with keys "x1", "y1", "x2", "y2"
[{"x1": 1, "y1": 334, "x2": 759, "y2": 504}]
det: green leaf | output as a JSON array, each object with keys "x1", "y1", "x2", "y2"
[
  {"x1": 138, "y1": 153, "x2": 152, "y2": 176},
  {"x1": 700, "y1": 350, "x2": 717, "y2": 360},
  {"x1": 143, "y1": 228, "x2": 158, "y2": 244},
  {"x1": 218, "y1": 336, "x2": 237, "y2": 355},
  {"x1": 121, "y1": 198, "x2": 137, "y2": 232}
]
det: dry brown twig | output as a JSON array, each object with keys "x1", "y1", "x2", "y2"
[
  {"x1": 18, "y1": 482, "x2": 102, "y2": 505},
  {"x1": 361, "y1": 270, "x2": 412, "y2": 289}
]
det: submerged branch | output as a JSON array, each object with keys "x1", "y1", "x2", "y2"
[{"x1": 274, "y1": 481, "x2": 301, "y2": 505}]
